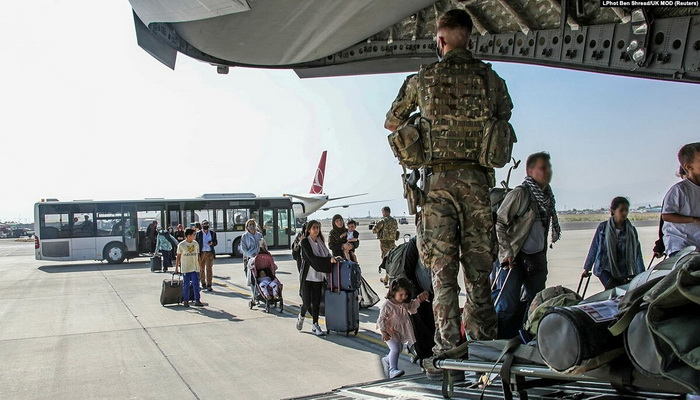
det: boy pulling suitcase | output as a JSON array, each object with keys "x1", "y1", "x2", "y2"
[{"x1": 176, "y1": 228, "x2": 204, "y2": 307}]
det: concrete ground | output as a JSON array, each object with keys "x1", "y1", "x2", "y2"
[{"x1": 0, "y1": 221, "x2": 661, "y2": 399}]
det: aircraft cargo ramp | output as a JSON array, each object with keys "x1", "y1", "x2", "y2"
[{"x1": 289, "y1": 359, "x2": 688, "y2": 400}]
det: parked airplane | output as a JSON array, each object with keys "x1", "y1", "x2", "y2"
[{"x1": 284, "y1": 151, "x2": 388, "y2": 220}]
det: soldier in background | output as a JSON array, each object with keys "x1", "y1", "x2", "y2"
[
  {"x1": 373, "y1": 206, "x2": 398, "y2": 286},
  {"x1": 384, "y1": 9, "x2": 513, "y2": 378}
]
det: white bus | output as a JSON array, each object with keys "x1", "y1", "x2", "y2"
[{"x1": 34, "y1": 194, "x2": 296, "y2": 264}]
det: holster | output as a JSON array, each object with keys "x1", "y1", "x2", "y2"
[{"x1": 402, "y1": 168, "x2": 427, "y2": 215}]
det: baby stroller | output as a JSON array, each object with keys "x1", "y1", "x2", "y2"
[{"x1": 247, "y1": 250, "x2": 283, "y2": 313}]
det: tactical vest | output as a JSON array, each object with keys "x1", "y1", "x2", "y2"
[
  {"x1": 418, "y1": 59, "x2": 492, "y2": 164},
  {"x1": 379, "y1": 217, "x2": 398, "y2": 241}
]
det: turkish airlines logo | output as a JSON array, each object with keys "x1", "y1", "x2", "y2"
[{"x1": 311, "y1": 167, "x2": 324, "y2": 194}]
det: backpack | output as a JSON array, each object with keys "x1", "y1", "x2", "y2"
[
  {"x1": 490, "y1": 185, "x2": 533, "y2": 226},
  {"x1": 380, "y1": 237, "x2": 432, "y2": 295}
]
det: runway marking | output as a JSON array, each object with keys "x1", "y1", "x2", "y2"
[{"x1": 211, "y1": 278, "x2": 413, "y2": 357}]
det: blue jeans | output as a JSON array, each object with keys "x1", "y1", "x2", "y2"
[
  {"x1": 183, "y1": 271, "x2": 201, "y2": 302},
  {"x1": 495, "y1": 250, "x2": 548, "y2": 339}
]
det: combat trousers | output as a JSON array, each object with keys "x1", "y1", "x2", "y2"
[
  {"x1": 417, "y1": 169, "x2": 497, "y2": 355},
  {"x1": 200, "y1": 252, "x2": 215, "y2": 286}
]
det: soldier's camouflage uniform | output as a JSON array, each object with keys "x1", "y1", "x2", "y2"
[
  {"x1": 385, "y1": 48, "x2": 513, "y2": 356},
  {"x1": 373, "y1": 216, "x2": 398, "y2": 259}
]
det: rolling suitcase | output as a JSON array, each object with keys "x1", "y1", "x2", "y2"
[
  {"x1": 324, "y1": 289, "x2": 359, "y2": 336},
  {"x1": 329, "y1": 260, "x2": 361, "y2": 291},
  {"x1": 150, "y1": 254, "x2": 162, "y2": 272},
  {"x1": 160, "y1": 273, "x2": 183, "y2": 306}
]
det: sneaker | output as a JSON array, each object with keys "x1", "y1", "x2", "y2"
[
  {"x1": 380, "y1": 357, "x2": 390, "y2": 378},
  {"x1": 193, "y1": 301, "x2": 205, "y2": 307},
  {"x1": 296, "y1": 315, "x2": 305, "y2": 331},
  {"x1": 312, "y1": 323, "x2": 326, "y2": 336},
  {"x1": 389, "y1": 368, "x2": 405, "y2": 379},
  {"x1": 182, "y1": 301, "x2": 190, "y2": 307}
]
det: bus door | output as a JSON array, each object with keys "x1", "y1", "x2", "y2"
[
  {"x1": 261, "y1": 208, "x2": 275, "y2": 247},
  {"x1": 69, "y1": 205, "x2": 97, "y2": 261},
  {"x1": 121, "y1": 205, "x2": 138, "y2": 253},
  {"x1": 260, "y1": 208, "x2": 292, "y2": 249}
]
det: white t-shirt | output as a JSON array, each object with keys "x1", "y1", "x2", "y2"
[
  {"x1": 177, "y1": 240, "x2": 200, "y2": 273},
  {"x1": 662, "y1": 179, "x2": 700, "y2": 255},
  {"x1": 347, "y1": 231, "x2": 355, "y2": 240}
]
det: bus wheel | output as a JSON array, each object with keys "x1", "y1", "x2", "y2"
[
  {"x1": 104, "y1": 242, "x2": 126, "y2": 264},
  {"x1": 231, "y1": 238, "x2": 242, "y2": 258}
]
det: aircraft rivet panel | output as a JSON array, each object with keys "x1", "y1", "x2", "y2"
[
  {"x1": 533, "y1": 29, "x2": 563, "y2": 61},
  {"x1": 682, "y1": 16, "x2": 700, "y2": 79},
  {"x1": 561, "y1": 26, "x2": 589, "y2": 64},
  {"x1": 645, "y1": 17, "x2": 691, "y2": 72},
  {"x1": 583, "y1": 24, "x2": 616, "y2": 66},
  {"x1": 513, "y1": 31, "x2": 537, "y2": 59},
  {"x1": 610, "y1": 23, "x2": 636, "y2": 69}
]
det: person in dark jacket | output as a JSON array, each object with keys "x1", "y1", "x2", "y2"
[
  {"x1": 291, "y1": 223, "x2": 307, "y2": 272},
  {"x1": 582, "y1": 197, "x2": 645, "y2": 289},
  {"x1": 297, "y1": 220, "x2": 337, "y2": 336},
  {"x1": 328, "y1": 214, "x2": 348, "y2": 258},
  {"x1": 195, "y1": 220, "x2": 218, "y2": 291}
]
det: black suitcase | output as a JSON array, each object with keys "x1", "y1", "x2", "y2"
[
  {"x1": 160, "y1": 273, "x2": 183, "y2": 306},
  {"x1": 150, "y1": 254, "x2": 162, "y2": 272},
  {"x1": 324, "y1": 289, "x2": 359, "y2": 336}
]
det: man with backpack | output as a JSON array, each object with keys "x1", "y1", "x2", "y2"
[{"x1": 495, "y1": 152, "x2": 561, "y2": 339}]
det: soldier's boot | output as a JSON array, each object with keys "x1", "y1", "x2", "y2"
[{"x1": 422, "y1": 341, "x2": 470, "y2": 381}]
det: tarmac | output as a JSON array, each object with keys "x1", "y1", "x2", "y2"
[{"x1": 0, "y1": 221, "x2": 661, "y2": 399}]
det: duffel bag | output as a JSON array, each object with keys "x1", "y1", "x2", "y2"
[{"x1": 537, "y1": 299, "x2": 624, "y2": 374}]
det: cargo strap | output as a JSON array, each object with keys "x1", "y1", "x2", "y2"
[{"x1": 608, "y1": 247, "x2": 696, "y2": 336}]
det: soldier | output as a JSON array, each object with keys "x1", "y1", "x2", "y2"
[
  {"x1": 384, "y1": 9, "x2": 513, "y2": 378},
  {"x1": 373, "y1": 206, "x2": 398, "y2": 286}
]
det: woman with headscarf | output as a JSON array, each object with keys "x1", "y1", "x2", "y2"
[
  {"x1": 297, "y1": 220, "x2": 337, "y2": 336},
  {"x1": 582, "y1": 197, "x2": 645, "y2": 289},
  {"x1": 240, "y1": 219, "x2": 263, "y2": 273},
  {"x1": 328, "y1": 214, "x2": 349, "y2": 258}
]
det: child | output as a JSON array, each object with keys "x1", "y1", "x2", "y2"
[
  {"x1": 376, "y1": 278, "x2": 429, "y2": 379},
  {"x1": 581, "y1": 197, "x2": 645, "y2": 289},
  {"x1": 257, "y1": 269, "x2": 279, "y2": 298},
  {"x1": 176, "y1": 228, "x2": 204, "y2": 307},
  {"x1": 661, "y1": 142, "x2": 700, "y2": 256},
  {"x1": 344, "y1": 220, "x2": 360, "y2": 262}
]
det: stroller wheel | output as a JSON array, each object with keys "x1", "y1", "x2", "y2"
[
  {"x1": 249, "y1": 300, "x2": 254, "y2": 309},
  {"x1": 277, "y1": 297, "x2": 283, "y2": 313},
  {"x1": 265, "y1": 302, "x2": 270, "y2": 313}
]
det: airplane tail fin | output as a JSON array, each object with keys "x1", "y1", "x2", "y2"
[{"x1": 310, "y1": 151, "x2": 327, "y2": 194}]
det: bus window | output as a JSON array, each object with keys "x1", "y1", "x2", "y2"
[
  {"x1": 193, "y1": 210, "x2": 212, "y2": 225},
  {"x1": 137, "y1": 210, "x2": 161, "y2": 230},
  {"x1": 213, "y1": 209, "x2": 224, "y2": 231},
  {"x1": 41, "y1": 213, "x2": 70, "y2": 239},
  {"x1": 96, "y1": 212, "x2": 123, "y2": 237},
  {"x1": 70, "y1": 205, "x2": 96, "y2": 237},
  {"x1": 226, "y1": 209, "x2": 251, "y2": 231}
]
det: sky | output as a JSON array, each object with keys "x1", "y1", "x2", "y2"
[{"x1": 1, "y1": 1, "x2": 698, "y2": 224}]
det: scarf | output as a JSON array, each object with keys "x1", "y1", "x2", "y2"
[
  {"x1": 604, "y1": 218, "x2": 640, "y2": 278},
  {"x1": 523, "y1": 176, "x2": 561, "y2": 244},
  {"x1": 308, "y1": 236, "x2": 331, "y2": 258}
]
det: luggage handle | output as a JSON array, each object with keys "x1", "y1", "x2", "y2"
[
  {"x1": 577, "y1": 273, "x2": 591, "y2": 298},
  {"x1": 169, "y1": 272, "x2": 183, "y2": 287},
  {"x1": 493, "y1": 265, "x2": 512, "y2": 306}
]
